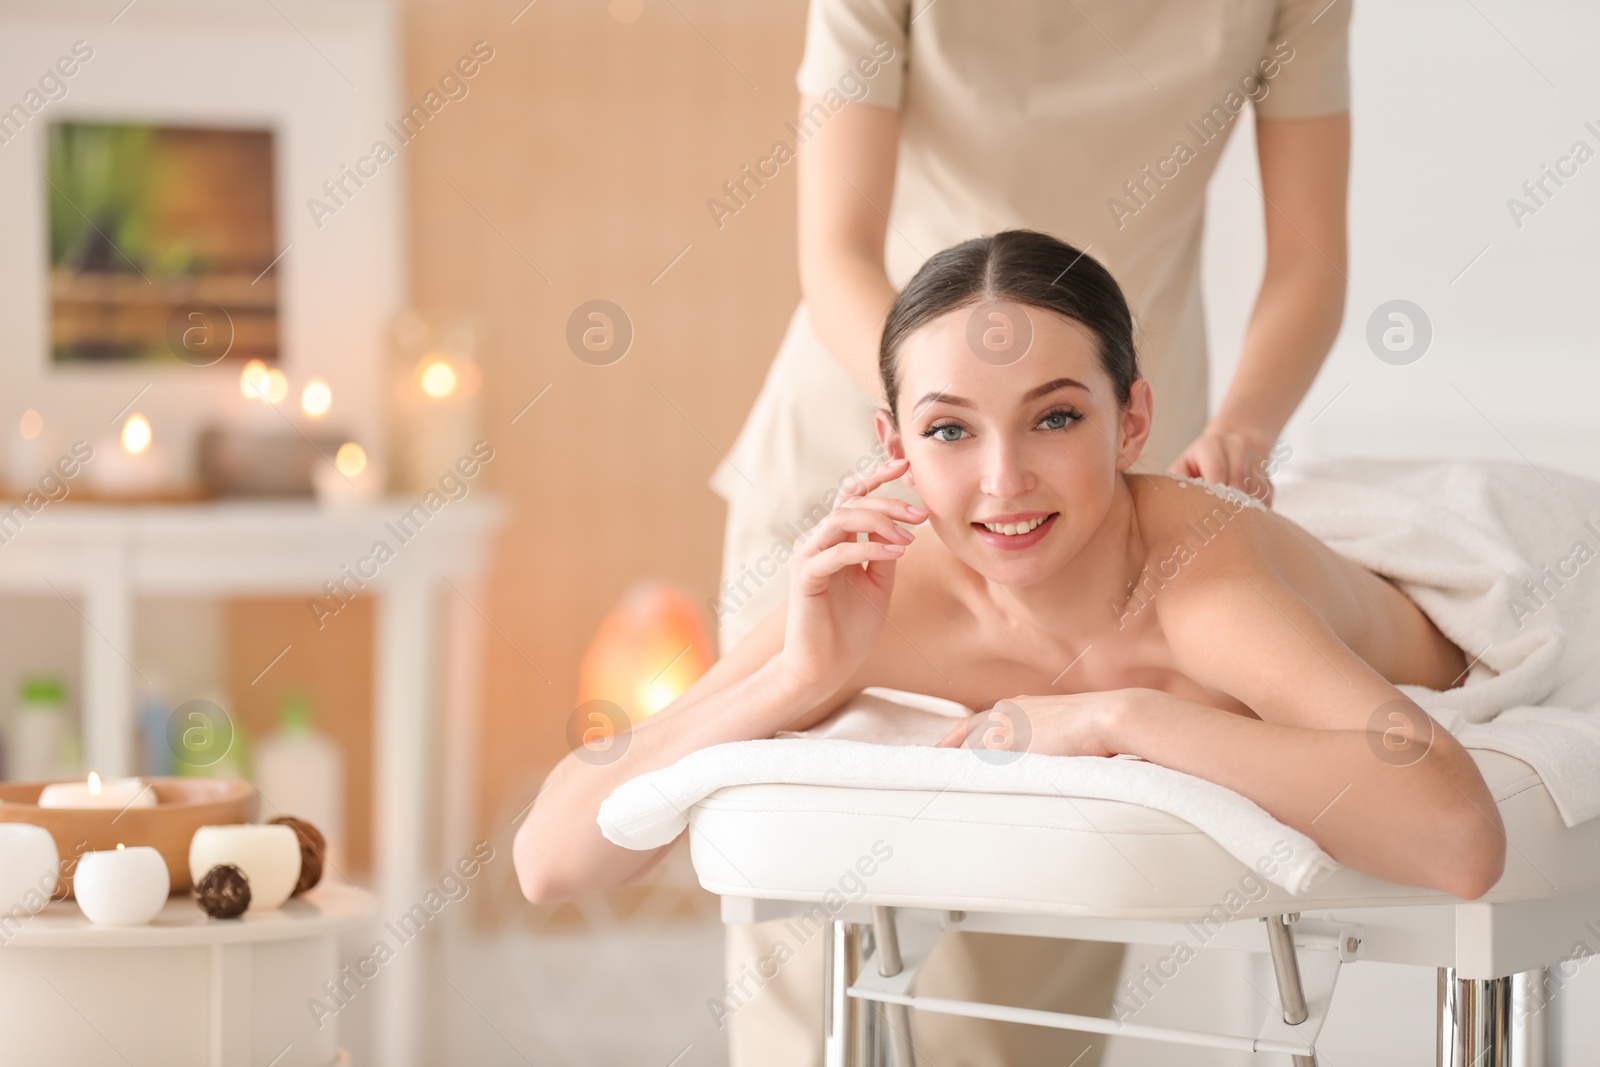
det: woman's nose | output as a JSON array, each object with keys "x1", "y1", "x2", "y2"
[{"x1": 978, "y1": 438, "x2": 1033, "y2": 499}]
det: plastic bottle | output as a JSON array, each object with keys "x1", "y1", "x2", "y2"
[
  {"x1": 137, "y1": 682, "x2": 174, "y2": 778},
  {"x1": 175, "y1": 691, "x2": 249, "y2": 780},
  {"x1": 253, "y1": 694, "x2": 345, "y2": 873},
  {"x1": 9, "y1": 677, "x2": 71, "y2": 781}
]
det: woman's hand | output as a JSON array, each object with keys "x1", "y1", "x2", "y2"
[
  {"x1": 935, "y1": 691, "x2": 1136, "y2": 759},
  {"x1": 1168, "y1": 424, "x2": 1276, "y2": 506},
  {"x1": 771, "y1": 457, "x2": 926, "y2": 698}
]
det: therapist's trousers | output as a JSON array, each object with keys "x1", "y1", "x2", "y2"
[{"x1": 709, "y1": 305, "x2": 1177, "y2": 1066}]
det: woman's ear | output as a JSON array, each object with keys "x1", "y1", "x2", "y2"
[
  {"x1": 874, "y1": 409, "x2": 913, "y2": 487},
  {"x1": 1115, "y1": 379, "x2": 1154, "y2": 471}
]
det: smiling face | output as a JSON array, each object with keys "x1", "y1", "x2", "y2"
[{"x1": 876, "y1": 303, "x2": 1154, "y2": 585}]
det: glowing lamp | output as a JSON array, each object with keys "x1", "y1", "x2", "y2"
[
  {"x1": 121, "y1": 414, "x2": 152, "y2": 455},
  {"x1": 576, "y1": 581, "x2": 714, "y2": 723},
  {"x1": 301, "y1": 379, "x2": 332, "y2": 418},
  {"x1": 419, "y1": 358, "x2": 458, "y2": 399}
]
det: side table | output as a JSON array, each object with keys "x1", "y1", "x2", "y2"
[{"x1": 0, "y1": 882, "x2": 376, "y2": 1066}]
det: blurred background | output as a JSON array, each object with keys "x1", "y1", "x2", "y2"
[{"x1": 0, "y1": 0, "x2": 1596, "y2": 1064}]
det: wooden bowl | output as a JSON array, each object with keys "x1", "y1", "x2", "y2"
[{"x1": 0, "y1": 778, "x2": 258, "y2": 898}]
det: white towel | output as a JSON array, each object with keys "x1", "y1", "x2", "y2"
[
  {"x1": 598, "y1": 687, "x2": 1342, "y2": 895},
  {"x1": 1274, "y1": 458, "x2": 1600, "y2": 826}
]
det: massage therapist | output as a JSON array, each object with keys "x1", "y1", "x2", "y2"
[{"x1": 710, "y1": 2, "x2": 1353, "y2": 1065}]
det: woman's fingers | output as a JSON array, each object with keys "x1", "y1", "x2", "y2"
[
  {"x1": 839, "y1": 457, "x2": 911, "y2": 503},
  {"x1": 800, "y1": 540, "x2": 906, "y2": 589},
  {"x1": 936, "y1": 715, "x2": 974, "y2": 748},
  {"x1": 833, "y1": 493, "x2": 927, "y2": 525},
  {"x1": 799, "y1": 505, "x2": 916, "y2": 558}
]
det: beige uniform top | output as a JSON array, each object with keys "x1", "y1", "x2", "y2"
[{"x1": 712, "y1": 0, "x2": 1351, "y2": 546}]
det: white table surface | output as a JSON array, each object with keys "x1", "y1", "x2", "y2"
[{"x1": 7, "y1": 881, "x2": 376, "y2": 948}]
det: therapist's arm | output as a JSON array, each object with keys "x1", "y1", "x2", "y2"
[
  {"x1": 796, "y1": 94, "x2": 902, "y2": 403},
  {"x1": 1170, "y1": 112, "x2": 1350, "y2": 503}
]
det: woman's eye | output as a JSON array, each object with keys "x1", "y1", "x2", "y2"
[
  {"x1": 922, "y1": 422, "x2": 967, "y2": 442},
  {"x1": 1039, "y1": 408, "x2": 1083, "y2": 431}
]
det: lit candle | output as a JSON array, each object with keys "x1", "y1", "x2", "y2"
[
  {"x1": 301, "y1": 378, "x2": 333, "y2": 419},
  {"x1": 74, "y1": 845, "x2": 170, "y2": 926},
  {"x1": 86, "y1": 414, "x2": 172, "y2": 496},
  {"x1": 313, "y1": 441, "x2": 383, "y2": 509},
  {"x1": 188, "y1": 824, "x2": 302, "y2": 911},
  {"x1": 240, "y1": 361, "x2": 288, "y2": 405},
  {"x1": 37, "y1": 772, "x2": 158, "y2": 810},
  {"x1": 400, "y1": 352, "x2": 481, "y2": 490},
  {"x1": 0, "y1": 824, "x2": 60, "y2": 913}
]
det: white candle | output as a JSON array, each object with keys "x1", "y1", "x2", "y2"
[
  {"x1": 74, "y1": 845, "x2": 170, "y2": 926},
  {"x1": 85, "y1": 429, "x2": 172, "y2": 497},
  {"x1": 313, "y1": 446, "x2": 384, "y2": 510},
  {"x1": 37, "y1": 773, "x2": 158, "y2": 810},
  {"x1": 189, "y1": 825, "x2": 301, "y2": 911},
  {"x1": 0, "y1": 824, "x2": 60, "y2": 913}
]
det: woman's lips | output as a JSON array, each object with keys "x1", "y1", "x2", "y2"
[{"x1": 971, "y1": 512, "x2": 1059, "y2": 551}]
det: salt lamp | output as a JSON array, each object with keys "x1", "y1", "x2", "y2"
[{"x1": 576, "y1": 581, "x2": 714, "y2": 724}]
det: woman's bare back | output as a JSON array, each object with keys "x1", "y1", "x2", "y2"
[{"x1": 832, "y1": 474, "x2": 1467, "y2": 719}]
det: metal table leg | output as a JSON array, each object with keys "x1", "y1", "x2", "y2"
[
  {"x1": 826, "y1": 921, "x2": 867, "y2": 1067},
  {"x1": 1439, "y1": 968, "x2": 1510, "y2": 1066},
  {"x1": 1263, "y1": 914, "x2": 1316, "y2": 1067},
  {"x1": 872, "y1": 907, "x2": 917, "y2": 1067}
]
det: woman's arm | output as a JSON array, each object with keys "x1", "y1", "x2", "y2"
[
  {"x1": 514, "y1": 460, "x2": 924, "y2": 904},
  {"x1": 514, "y1": 603, "x2": 820, "y2": 904},
  {"x1": 796, "y1": 94, "x2": 901, "y2": 402},
  {"x1": 1169, "y1": 112, "x2": 1350, "y2": 501},
  {"x1": 1138, "y1": 570, "x2": 1505, "y2": 899},
  {"x1": 1107, "y1": 689, "x2": 1504, "y2": 899}
]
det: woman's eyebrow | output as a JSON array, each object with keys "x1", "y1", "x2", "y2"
[{"x1": 913, "y1": 377, "x2": 1089, "y2": 411}]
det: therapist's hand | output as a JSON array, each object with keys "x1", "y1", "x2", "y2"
[{"x1": 1168, "y1": 424, "x2": 1276, "y2": 507}]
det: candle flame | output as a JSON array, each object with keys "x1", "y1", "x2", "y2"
[
  {"x1": 116, "y1": 843, "x2": 125, "y2": 850},
  {"x1": 335, "y1": 442, "x2": 368, "y2": 477},
  {"x1": 87, "y1": 771, "x2": 102, "y2": 795},
  {"x1": 241, "y1": 360, "x2": 269, "y2": 399}
]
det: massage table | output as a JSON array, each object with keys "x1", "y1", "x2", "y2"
[
  {"x1": 674, "y1": 741, "x2": 1598, "y2": 1065},
  {"x1": 597, "y1": 678, "x2": 1600, "y2": 1067}
]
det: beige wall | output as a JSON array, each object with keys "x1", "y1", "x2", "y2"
[
  {"x1": 226, "y1": 598, "x2": 374, "y2": 873},
  {"x1": 403, "y1": 0, "x2": 808, "y2": 849}
]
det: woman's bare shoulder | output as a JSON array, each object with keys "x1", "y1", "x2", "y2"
[
  {"x1": 1129, "y1": 474, "x2": 1458, "y2": 687},
  {"x1": 1127, "y1": 473, "x2": 1281, "y2": 571},
  {"x1": 1128, "y1": 473, "x2": 1356, "y2": 627}
]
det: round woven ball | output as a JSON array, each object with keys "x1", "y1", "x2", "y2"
[
  {"x1": 268, "y1": 815, "x2": 326, "y2": 895},
  {"x1": 196, "y1": 863, "x2": 251, "y2": 919}
]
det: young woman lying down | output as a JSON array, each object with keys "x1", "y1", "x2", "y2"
[{"x1": 515, "y1": 229, "x2": 1506, "y2": 905}]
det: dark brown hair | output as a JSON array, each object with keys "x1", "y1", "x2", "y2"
[{"x1": 879, "y1": 229, "x2": 1141, "y2": 423}]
